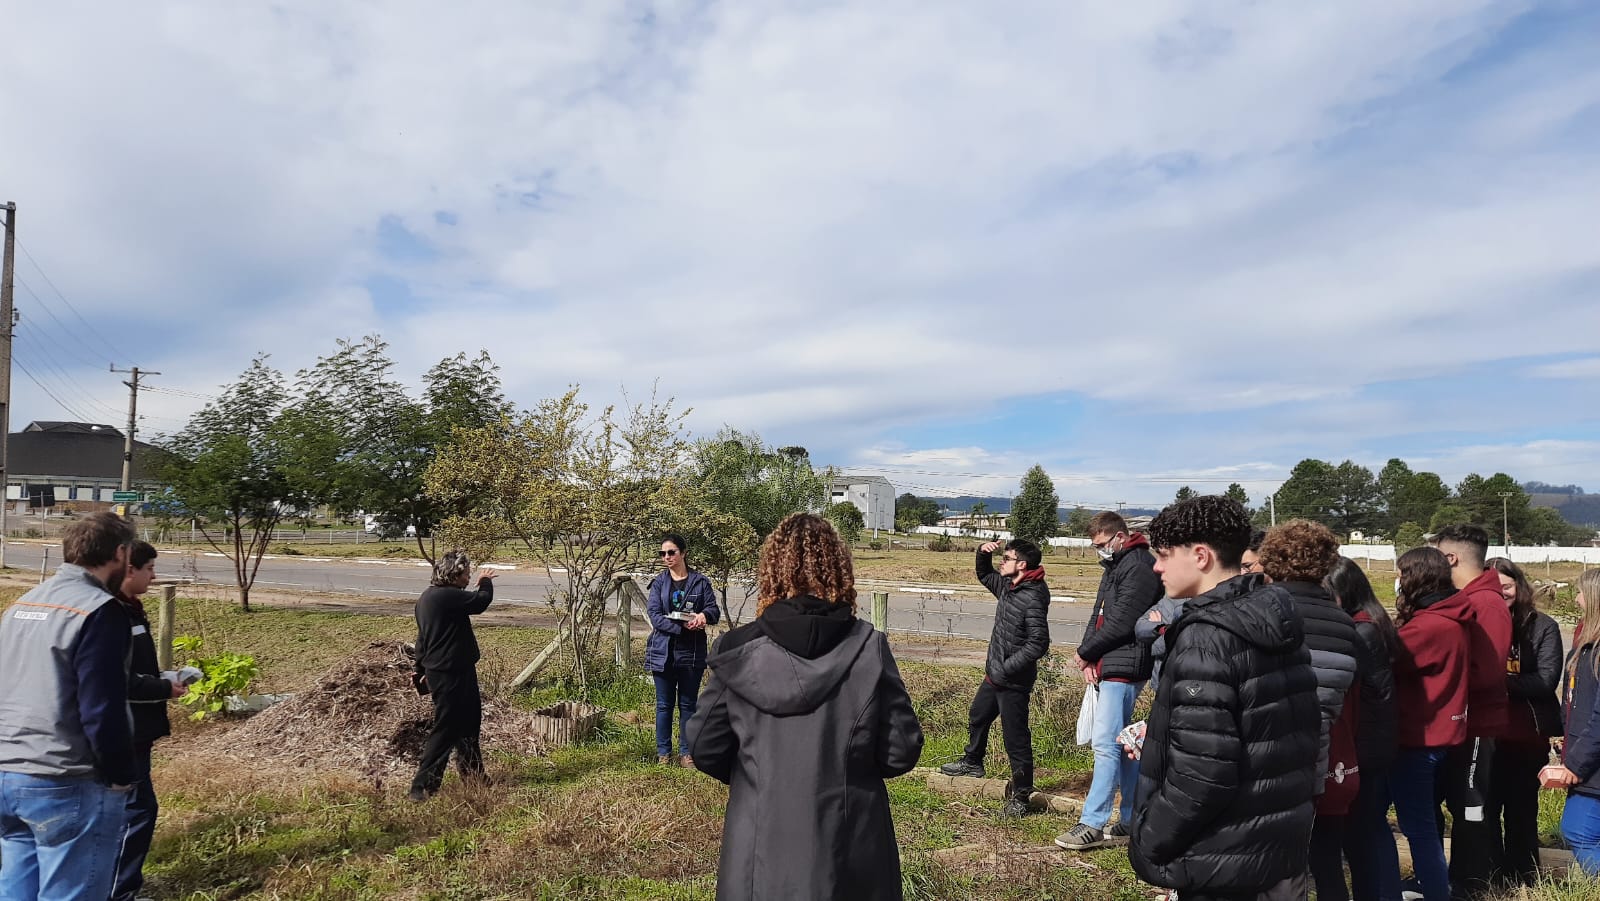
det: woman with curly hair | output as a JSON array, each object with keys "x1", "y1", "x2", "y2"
[
  {"x1": 685, "y1": 512, "x2": 923, "y2": 900},
  {"x1": 1258, "y1": 520, "x2": 1360, "y2": 901}
]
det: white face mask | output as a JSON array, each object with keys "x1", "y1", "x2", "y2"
[
  {"x1": 1096, "y1": 547, "x2": 1115, "y2": 561},
  {"x1": 1394, "y1": 578, "x2": 1403, "y2": 598}
]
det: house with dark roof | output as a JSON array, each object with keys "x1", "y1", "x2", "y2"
[{"x1": 5, "y1": 421, "x2": 162, "y2": 506}]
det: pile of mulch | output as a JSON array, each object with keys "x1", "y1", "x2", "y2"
[{"x1": 190, "y1": 640, "x2": 547, "y2": 776}]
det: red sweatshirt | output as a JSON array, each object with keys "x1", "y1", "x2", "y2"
[
  {"x1": 1457, "y1": 568, "x2": 1514, "y2": 736},
  {"x1": 1395, "y1": 593, "x2": 1471, "y2": 748}
]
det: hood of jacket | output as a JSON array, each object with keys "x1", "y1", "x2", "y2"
[
  {"x1": 1414, "y1": 587, "x2": 1473, "y2": 624},
  {"x1": 1101, "y1": 532, "x2": 1151, "y2": 569},
  {"x1": 708, "y1": 597, "x2": 873, "y2": 716},
  {"x1": 1183, "y1": 575, "x2": 1304, "y2": 654}
]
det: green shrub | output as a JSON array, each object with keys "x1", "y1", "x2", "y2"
[
  {"x1": 173, "y1": 635, "x2": 261, "y2": 721},
  {"x1": 928, "y1": 533, "x2": 955, "y2": 552}
]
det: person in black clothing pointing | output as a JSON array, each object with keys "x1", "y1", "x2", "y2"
[{"x1": 409, "y1": 550, "x2": 498, "y2": 802}]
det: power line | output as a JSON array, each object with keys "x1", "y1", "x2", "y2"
[
  {"x1": 10, "y1": 234, "x2": 123, "y2": 364},
  {"x1": 143, "y1": 384, "x2": 215, "y2": 401},
  {"x1": 11, "y1": 276, "x2": 116, "y2": 371},
  {"x1": 843, "y1": 463, "x2": 1283, "y2": 485},
  {"x1": 12, "y1": 329, "x2": 125, "y2": 423},
  {"x1": 14, "y1": 359, "x2": 95, "y2": 422}
]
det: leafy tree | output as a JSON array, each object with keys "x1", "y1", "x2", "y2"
[
  {"x1": 1223, "y1": 483, "x2": 1250, "y2": 508},
  {"x1": 156, "y1": 356, "x2": 308, "y2": 610},
  {"x1": 826, "y1": 501, "x2": 865, "y2": 545},
  {"x1": 1008, "y1": 465, "x2": 1060, "y2": 545},
  {"x1": 1328, "y1": 460, "x2": 1381, "y2": 535},
  {"x1": 1062, "y1": 506, "x2": 1094, "y2": 538},
  {"x1": 685, "y1": 431, "x2": 827, "y2": 623},
  {"x1": 1428, "y1": 503, "x2": 1473, "y2": 535},
  {"x1": 895, "y1": 493, "x2": 943, "y2": 532},
  {"x1": 1274, "y1": 459, "x2": 1339, "y2": 524},
  {"x1": 427, "y1": 387, "x2": 692, "y2": 690},
  {"x1": 1393, "y1": 521, "x2": 1426, "y2": 553},
  {"x1": 278, "y1": 337, "x2": 511, "y2": 563},
  {"x1": 1174, "y1": 486, "x2": 1196, "y2": 503},
  {"x1": 1455, "y1": 473, "x2": 1532, "y2": 544}
]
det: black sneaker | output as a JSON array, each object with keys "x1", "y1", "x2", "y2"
[
  {"x1": 938, "y1": 759, "x2": 985, "y2": 778},
  {"x1": 999, "y1": 795, "x2": 1033, "y2": 819}
]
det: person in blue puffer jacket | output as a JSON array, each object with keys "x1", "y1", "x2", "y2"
[{"x1": 645, "y1": 534, "x2": 721, "y2": 766}]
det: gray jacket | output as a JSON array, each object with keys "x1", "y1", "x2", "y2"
[
  {"x1": 0, "y1": 564, "x2": 135, "y2": 784},
  {"x1": 686, "y1": 599, "x2": 923, "y2": 900},
  {"x1": 1136, "y1": 596, "x2": 1187, "y2": 685}
]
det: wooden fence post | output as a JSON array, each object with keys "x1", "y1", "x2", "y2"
[
  {"x1": 614, "y1": 574, "x2": 642, "y2": 668},
  {"x1": 872, "y1": 591, "x2": 889, "y2": 632},
  {"x1": 156, "y1": 584, "x2": 177, "y2": 671}
]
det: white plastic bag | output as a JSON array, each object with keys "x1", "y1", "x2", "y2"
[{"x1": 1075, "y1": 685, "x2": 1098, "y2": 746}]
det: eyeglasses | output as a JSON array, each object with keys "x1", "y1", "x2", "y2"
[
  {"x1": 1001, "y1": 554, "x2": 1019, "y2": 563},
  {"x1": 658, "y1": 550, "x2": 679, "y2": 558},
  {"x1": 1240, "y1": 561, "x2": 1260, "y2": 573}
]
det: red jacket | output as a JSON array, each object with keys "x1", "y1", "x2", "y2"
[
  {"x1": 1458, "y1": 568, "x2": 1514, "y2": 736},
  {"x1": 1394, "y1": 592, "x2": 1471, "y2": 748}
]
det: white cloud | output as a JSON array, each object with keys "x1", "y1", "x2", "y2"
[
  {"x1": 1529, "y1": 358, "x2": 1600, "y2": 380},
  {"x1": 3, "y1": 0, "x2": 1596, "y2": 482}
]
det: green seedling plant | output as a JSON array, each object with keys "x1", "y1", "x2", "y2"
[{"x1": 173, "y1": 635, "x2": 261, "y2": 721}]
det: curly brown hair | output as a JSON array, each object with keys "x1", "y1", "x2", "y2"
[
  {"x1": 1257, "y1": 519, "x2": 1342, "y2": 583},
  {"x1": 756, "y1": 513, "x2": 858, "y2": 615}
]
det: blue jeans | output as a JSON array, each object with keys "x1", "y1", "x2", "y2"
[
  {"x1": 0, "y1": 771, "x2": 130, "y2": 901},
  {"x1": 1387, "y1": 748, "x2": 1450, "y2": 901},
  {"x1": 1561, "y1": 791, "x2": 1600, "y2": 876},
  {"x1": 1344, "y1": 766, "x2": 1402, "y2": 901},
  {"x1": 653, "y1": 666, "x2": 704, "y2": 758},
  {"x1": 1081, "y1": 679, "x2": 1143, "y2": 829}
]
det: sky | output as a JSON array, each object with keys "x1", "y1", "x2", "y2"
[{"x1": 2, "y1": 1, "x2": 1598, "y2": 508}]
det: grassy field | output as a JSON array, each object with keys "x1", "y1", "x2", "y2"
[{"x1": 0, "y1": 585, "x2": 1593, "y2": 899}]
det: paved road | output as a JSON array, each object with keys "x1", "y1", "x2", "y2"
[{"x1": 0, "y1": 541, "x2": 1095, "y2": 645}]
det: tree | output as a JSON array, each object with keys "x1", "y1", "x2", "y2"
[
  {"x1": 1273, "y1": 459, "x2": 1339, "y2": 525},
  {"x1": 427, "y1": 387, "x2": 692, "y2": 690},
  {"x1": 1393, "y1": 521, "x2": 1426, "y2": 553},
  {"x1": 1456, "y1": 473, "x2": 1532, "y2": 544},
  {"x1": 1174, "y1": 486, "x2": 1196, "y2": 503},
  {"x1": 1224, "y1": 483, "x2": 1250, "y2": 508},
  {"x1": 1428, "y1": 503, "x2": 1473, "y2": 535},
  {"x1": 1062, "y1": 506, "x2": 1094, "y2": 538},
  {"x1": 895, "y1": 493, "x2": 943, "y2": 532},
  {"x1": 156, "y1": 356, "x2": 308, "y2": 611},
  {"x1": 1375, "y1": 459, "x2": 1450, "y2": 535},
  {"x1": 277, "y1": 337, "x2": 511, "y2": 563},
  {"x1": 1008, "y1": 465, "x2": 1060, "y2": 545},
  {"x1": 1328, "y1": 460, "x2": 1381, "y2": 535},
  {"x1": 686, "y1": 431, "x2": 828, "y2": 623},
  {"x1": 825, "y1": 501, "x2": 865, "y2": 544}
]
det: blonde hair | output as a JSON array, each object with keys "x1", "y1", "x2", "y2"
[
  {"x1": 1568, "y1": 569, "x2": 1600, "y2": 682},
  {"x1": 755, "y1": 513, "x2": 857, "y2": 616}
]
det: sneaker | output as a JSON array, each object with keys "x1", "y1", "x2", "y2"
[
  {"x1": 407, "y1": 787, "x2": 429, "y2": 803},
  {"x1": 1104, "y1": 821, "x2": 1131, "y2": 843},
  {"x1": 938, "y1": 759, "x2": 985, "y2": 778},
  {"x1": 657, "y1": 755, "x2": 672, "y2": 765},
  {"x1": 999, "y1": 796, "x2": 1033, "y2": 819},
  {"x1": 1054, "y1": 823, "x2": 1106, "y2": 850},
  {"x1": 679, "y1": 755, "x2": 694, "y2": 769}
]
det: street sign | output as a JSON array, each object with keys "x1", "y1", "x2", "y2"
[{"x1": 112, "y1": 491, "x2": 141, "y2": 503}]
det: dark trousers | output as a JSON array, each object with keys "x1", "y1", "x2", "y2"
[
  {"x1": 1310, "y1": 814, "x2": 1349, "y2": 901},
  {"x1": 962, "y1": 678, "x2": 1034, "y2": 796},
  {"x1": 1344, "y1": 767, "x2": 1402, "y2": 901},
  {"x1": 1437, "y1": 738, "x2": 1497, "y2": 899},
  {"x1": 652, "y1": 666, "x2": 704, "y2": 758},
  {"x1": 111, "y1": 746, "x2": 157, "y2": 901},
  {"x1": 1180, "y1": 872, "x2": 1309, "y2": 901},
  {"x1": 1487, "y1": 739, "x2": 1547, "y2": 887},
  {"x1": 411, "y1": 668, "x2": 484, "y2": 794}
]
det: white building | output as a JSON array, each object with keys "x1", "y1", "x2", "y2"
[{"x1": 828, "y1": 474, "x2": 896, "y2": 533}]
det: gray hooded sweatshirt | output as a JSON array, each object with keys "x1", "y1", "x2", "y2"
[{"x1": 685, "y1": 596, "x2": 924, "y2": 900}]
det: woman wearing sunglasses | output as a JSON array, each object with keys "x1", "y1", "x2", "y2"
[{"x1": 645, "y1": 534, "x2": 721, "y2": 765}]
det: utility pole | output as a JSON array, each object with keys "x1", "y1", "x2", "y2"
[
  {"x1": 1499, "y1": 491, "x2": 1514, "y2": 550},
  {"x1": 1269, "y1": 493, "x2": 1277, "y2": 526},
  {"x1": 111, "y1": 365, "x2": 160, "y2": 499},
  {"x1": 0, "y1": 202, "x2": 14, "y2": 569}
]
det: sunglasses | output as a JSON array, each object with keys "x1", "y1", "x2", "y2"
[{"x1": 658, "y1": 549, "x2": 680, "y2": 558}]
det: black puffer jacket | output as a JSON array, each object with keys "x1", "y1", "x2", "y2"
[
  {"x1": 1350, "y1": 613, "x2": 1397, "y2": 773},
  {"x1": 1129, "y1": 576, "x2": 1321, "y2": 895},
  {"x1": 1078, "y1": 535, "x2": 1163, "y2": 682},
  {"x1": 976, "y1": 550, "x2": 1051, "y2": 690},
  {"x1": 1283, "y1": 581, "x2": 1358, "y2": 792}
]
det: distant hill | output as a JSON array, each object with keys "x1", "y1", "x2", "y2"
[{"x1": 1524, "y1": 482, "x2": 1600, "y2": 529}]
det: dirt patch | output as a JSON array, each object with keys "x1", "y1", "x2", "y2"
[{"x1": 188, "y1": 640, "x2": 546, "y2": 776}]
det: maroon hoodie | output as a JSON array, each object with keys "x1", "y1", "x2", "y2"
[
  {"x1": 1457, "y1": 567, "x2": 1514, "y2": 736},
  {"x1": 1394, "y1": 590, "x2": 1471, "y2": 748}
]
